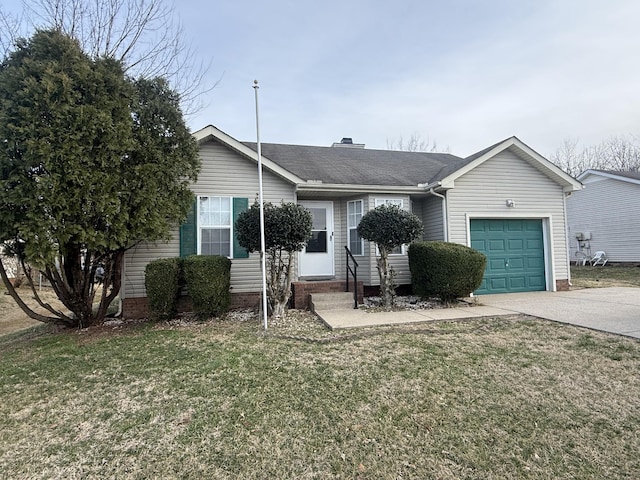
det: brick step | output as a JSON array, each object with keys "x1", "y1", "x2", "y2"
[{"x1": 310, "y1": 292, "x2": 358, "y2": 312}]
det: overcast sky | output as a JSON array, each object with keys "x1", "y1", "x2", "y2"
[{"x1": 3, "y1": 0, "x2": 640, "y2": 157}]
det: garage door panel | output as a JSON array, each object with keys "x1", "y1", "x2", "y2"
[
  {"x1": 471, "y1": 219, "x2": 545, "y2": 294},
  {"x1": 507, "y1": 221, "x2": 524, "y2": 232},
  {"x1": 489, "y1": 258, "x2": 506, "y2": 271},
  {"x1": 508, "y1": 258, "x2": 524, "y2": 270},
  {"x1": 527, "y1": 239, "x2": 543, "y2": 249},
  {"x1": 508, "y1": 239, "x2": 524, "y2": 250},
  {"x1": 489, "y1": 278, "x2": 507, "y2": 290},
  {"x1": 527, "y1": 257, "x2": 544, "y2": 268},
  {"x1": 525, "y1": 220, "x2": 541, "y2": 231},
  {"x1": 471, "y1": 239, "x2": 485, "y2": 251},
  {"x1": 528, "y1": 275, "x2": 546, "y2": 287},
  {"x1": 488, "y1": 239, "x2": 506, "y2": 251},
  {"x1": 488, "y1": 221, "x2": 505, "y2": 231},
  {"x1": 470, "y1": 221, "x2": 486, "y2": 232}
]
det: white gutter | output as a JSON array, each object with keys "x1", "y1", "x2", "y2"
[
  {"x1": 427, "y1": 188, "x2": 448, "y2": 242},
  {"x1": 295, "y1": 183, "x2": 428, "y2": 195}
]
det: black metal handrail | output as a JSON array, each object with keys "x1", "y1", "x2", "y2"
[{"x1": 344, "y1": 246, "x2": 359, "y2": 309}]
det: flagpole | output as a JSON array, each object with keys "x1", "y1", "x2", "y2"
[{"x1": 253, "y1": 80, "x2": 268, "y2": 330}]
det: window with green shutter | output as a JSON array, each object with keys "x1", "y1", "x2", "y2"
[
  {"x1": 179, "y1": 196, "x2": 249, "y2": 258},
  {"x1": 232, "y1": 197, "x2": 249, "y2": 258},
  {"x1": 179, "y1": 200, "x2": 197, "y2": 257}
]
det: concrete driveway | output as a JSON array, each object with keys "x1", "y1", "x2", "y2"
[{"x1": 479, "y1": 287, "x2": 640, "y2": 339}]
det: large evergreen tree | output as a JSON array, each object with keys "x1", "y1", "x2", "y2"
[{"x1": 0, "y1": 29, "x2": 199, "y2": 327}]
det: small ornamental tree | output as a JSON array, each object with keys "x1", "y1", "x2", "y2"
[
  {"x1": 235, "y1": 202, "x2": 312, "y2": 318},
  {"x1": 357, "y1": 204, "x2": 423, "y2": 309}
]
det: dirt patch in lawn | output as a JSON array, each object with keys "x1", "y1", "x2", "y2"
[{"x1": 0, "y1": 285, "x2": 65, "y2": 337}]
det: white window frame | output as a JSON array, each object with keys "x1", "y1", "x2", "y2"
[
  {"x1": 374, "y1": 198, "x2": 406, "y2": 255},
  {"x1": 347, "y1": 199, "x2": 364, "y2": 256},
  {"x1": 197, "y1": 195, "x2": 233, "y2": 258}
]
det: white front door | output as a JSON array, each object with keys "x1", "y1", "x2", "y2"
[{"x1": 299, "y1": 201, "x2": 334, "y2": 277}]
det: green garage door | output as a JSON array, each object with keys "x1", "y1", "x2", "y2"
[{"x1": 471, "y1": 219, "x2": 546, "y2": 295}]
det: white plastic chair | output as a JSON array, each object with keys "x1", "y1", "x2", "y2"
[
  {"x1": 574, "y1": 251, "x2": 589, "y2": 266},
  {"x1": 589, "y1": 251, "x2": 608, "y2": 266}
]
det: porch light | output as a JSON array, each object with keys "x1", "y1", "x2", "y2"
[{"x1": 506, "y1": 199, "x2": 515, "y2": 208}]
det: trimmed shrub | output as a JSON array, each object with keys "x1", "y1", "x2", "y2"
[
  {"x1": 145, "y1": 257, "x2": 181, "y2": 321},
  {"x1": 182, "y1": 255, "x2": 231, "y2": 319},
  {"x1": 409, "y1": 241, "x2": 487, "y2": 302}
]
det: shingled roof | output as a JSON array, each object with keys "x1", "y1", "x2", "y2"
[{"x1": 243, "y1": 142, "x2": 467, "y2": 186}]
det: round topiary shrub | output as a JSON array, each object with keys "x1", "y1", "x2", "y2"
[
  {"x1": 182, "y1": 255, "x2": 231, "y2": 319},
  {"x1": 409, "y1": 241, "x2": 487, "y2": 302},
  {"x1": 145, "y1": 257, "x2": 181, "y2": 321}
]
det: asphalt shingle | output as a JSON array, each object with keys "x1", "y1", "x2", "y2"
[{"x1": 243, "y1": 142, "x2": 468, "y2": 186}]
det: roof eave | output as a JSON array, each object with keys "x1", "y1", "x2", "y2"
[
  {"x1": 296, "y1": 183, "x2": 431, "y2": 195},
  {"x1": 577, "y1": 169, "x2": 640, "y2": 185}
]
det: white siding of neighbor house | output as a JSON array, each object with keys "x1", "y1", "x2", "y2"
[
  {"x1": 446, "y1": 149, "x2": 570, "y2": 287},
  {"x1": 123, "y1": 139, "x2": 296, "y2": 299},
  {"x1": 566, "y1": 175, "x2": 640, "y2": 262},
  {"x1": 420, "y1": 195, "x2": 446, "y2": 240}
]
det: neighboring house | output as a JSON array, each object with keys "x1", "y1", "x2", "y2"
[
  {"x1": 121, "y1": 125, "x2": 582, "y2": 318},
  {"x1": 566, "y1": 170, "x2": 640, "y2": 263}
]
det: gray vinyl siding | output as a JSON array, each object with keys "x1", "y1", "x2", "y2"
[
  {"x1": 420, "y1": 195, "x2": 445, "y2": 240},
  {"x1": 566, "y1": 176, "x2": 640, "y2": 262},
  {"x1": 333, "y1": 199, "x2": 345, "y2": 281},
  {"x1": 123, "y1": 139, "x2": 296, "y2": 299},
  {"x1": 446, "y1": 149, "x2": 570, "y2": 287},
  {"x1": 336, "y1": 197, "x2": 372, "y2": 285}
]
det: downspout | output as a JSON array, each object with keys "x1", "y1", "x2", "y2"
[
  {"x1": 427, "y1": 188, "x2": 448, "y2": 242},
  {"x1": 563, "y1": 191, "x2": 573, "y2": 288}
]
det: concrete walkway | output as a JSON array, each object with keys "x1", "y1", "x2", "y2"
[{"x1": 316, "y1": 287, "x2": 640, "y2": 339}]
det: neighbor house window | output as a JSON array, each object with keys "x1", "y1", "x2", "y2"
[
  {"x1": 375, "y1": 198, "x2": 405, "y2": 255},
  {"x1": 347, "y1": 200, "x2": 364, "y2": 255},
  {"x1": 198, "y1": 196, "x2": 232, "y2": 257}
]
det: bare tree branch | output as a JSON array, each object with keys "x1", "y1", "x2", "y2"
[
  {"x1": 2, "y1": 0, "x2": 212, "y2": 116},
  {"x1": 19, "y1": 257, "x2": 73, "y2": 321},
  {"x1": 386, "y1": 132, "x2": 450, "y2": 153},
  {"x1": 0, "y1": 257, "x2": 71, "y2": 326},
  {"x1": 551, "y1": 135, "x2": 640, "y2": 177},
  {"x1": 0, "y1": 6, "x2": 23, "y2": 58}
]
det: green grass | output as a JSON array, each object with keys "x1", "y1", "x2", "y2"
[
  {"x1": 1, "y1": 316, "x2": 639, "y2": 479},
  {"x1": 571, "y1": 265, "x2": 640, "y2": 288}
]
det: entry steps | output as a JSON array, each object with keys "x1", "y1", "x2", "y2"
[{"x1": 310, "y1": 292, "x2": 358, "y2": 313}]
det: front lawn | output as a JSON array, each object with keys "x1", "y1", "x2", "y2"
[
  {"x1": 1, "y1": 315, "x2": 639, "y2": 479},
  {"x1": 571, "y1": 265, "x2": 640, "y2": 288}
]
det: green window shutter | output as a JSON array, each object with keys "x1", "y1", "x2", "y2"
[
  {"x1": 233, "y1": 197, "x2": 249, "y2": 258},
  {"x1": 180, "y1": 199, "x2": 197, "y2": 257}
]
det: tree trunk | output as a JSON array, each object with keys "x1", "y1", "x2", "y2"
[
  {"x1": 38, "y1": 249, "x2": 124, "y2": 328},
  {"x1": 376, "y1": 249, "x2": 396, "y2": 310},
  {"x1": 265, "y1": 248, "x2": 294, "y2": 319},
  {"x1": 0, "y1": 257, "x2": 72, "y2": 327}
]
